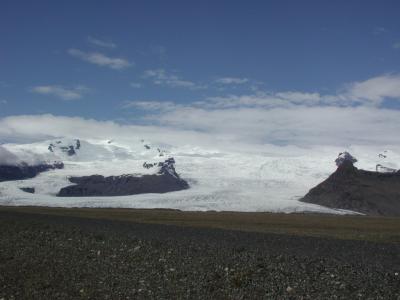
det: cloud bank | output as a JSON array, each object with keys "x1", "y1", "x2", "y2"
[
  {"x1": 2, "y1": 74, "x2": 400, "y2": 151},
  {"x1": 1, "y1": 105, "x2": 399, "y2": 150}
]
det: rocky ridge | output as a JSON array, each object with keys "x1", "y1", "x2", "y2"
[
  {"x1": 301, "y1": 154, "x2": 400, "y2": 216},
  {"x1": 0, "y1": 162, "x2": 64, "y2": 182},
  {"x1": 57, "y1": 158, "x2": 189, "y2": 197}
]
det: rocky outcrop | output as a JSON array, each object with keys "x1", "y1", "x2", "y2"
[
  {"x1": 0, "y1": 162, "x2": 64, "y2": 182},
  {"x1": 20, "y1": 187, "x2": 35, "y2": 193},
  {"x1": 301, "y1": 160, "x2": 400, "y2": 216},
  {"x1": 142, "y1": 158, "x2": 178, "y2": 173},
  {"x1": 57, "y1": 158, "x2": 189, "y2": 197},
  {"x1": 48, "y1": 139, "x2": 81, "y2": 156},
  {"x1": 335, "y1": 152, "x2": 357, "y2": 167}
]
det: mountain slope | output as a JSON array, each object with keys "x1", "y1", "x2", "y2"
[{"x1": 301, "y1": 160, "x2": 400, "y2": 216}]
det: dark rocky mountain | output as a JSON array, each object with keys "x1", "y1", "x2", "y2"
[
  {"x1": 0, "y1": 162, "x2": 64, "y2": 182},
  {"x1": 57, "y1": 158, "x2": 189, "y2": 197},
  {"x1": 301, "y1": 160, "x2": 400, "y2": 216}
]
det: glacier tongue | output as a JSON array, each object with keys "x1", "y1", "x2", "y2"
[{"x1": 0, "y1": 138, "x2": 399, "y2": 214}]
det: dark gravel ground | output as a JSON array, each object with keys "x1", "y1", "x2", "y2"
[{"x1": 0, "y1": 211, "x2": 399, "y2": 299}]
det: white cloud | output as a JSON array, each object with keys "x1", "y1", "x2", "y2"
[
  {"x1": 31, "y1": 85, "x2": 89, "y2": 100},
  {"x1": 143, "y1": 69, "x2": 204, "y2": 89},
  {"x1": 68, "y1": 48, "x2": 132, "y2": 70},
  {"x1": 199, "y1": 91, "x2": 322, "y2": 109},
  {"x1": 0, "y1": 145, "x2": 50, "y2": 165},
  {"x1": 1, "y1": 106, "x2": 400, "y2": 149},
  {"x1": 201, "y1": 74, "x2": 400, "y2": 109},
  {"x1": 123, "y1": 100, "x2": 182, "y2": 111},
  {"x1": 344, "y1": 74, "x2": 400, "y2": 105},
  {"x1": 393, "y1": 42, "x2": 400, "y2": 49},
  {"x1": 215, "y1": 77, "x2": 249, "y2": 85},
  {"x1": 372, "y1": 26, "x2": 387, "y2": 35},
  {"x1": 275, "y1": 92, "x2": 321, "y2": 104},
  {"x1": 0, "y1": 114, "x2": 219, "y2": 149},
  {"x1": 147, "y1": 106, "x2": 400, "y2": 146},
  {"x1": 0, "y1": 99, "x2": 7, "y2": 104},
  {"x1": 87, "y1": 36, "x2": 117, "y2": 49},
  {"x1": 0, "y1": 145, "x2": 19, "y2": 165},
  {"x1": 130, "y1": 82, "x2": 142, "y2": 88},
  {"x1": 119, "y1": 74, "x2": 400, "y2": 146},
  {"x1": 3, "y1": 74, "x2": 400, "y2": 151}
]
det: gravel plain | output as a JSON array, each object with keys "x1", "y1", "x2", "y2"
[{"x1": 0, "y1": 210, "x2": 399, "y2": 299}]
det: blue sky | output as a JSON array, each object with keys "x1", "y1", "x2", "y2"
[{"x1": 1, "y1": 1, "x2": 400, "y2": 146}]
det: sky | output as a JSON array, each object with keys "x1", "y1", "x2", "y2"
[{"x1": 1, "y1": 0, "x2": 400, "y2": 148}]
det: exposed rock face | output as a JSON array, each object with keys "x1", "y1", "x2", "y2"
[
  {"x1": 143, "y1": 162, "x2": 156, "y2": 169},
  {"x1": 142, "y1": 158, "x2": 178, "y2": 173},
  {"x1": 301, "y1": 160, "x2": 400, "y2": 216},
  {"x1": 57, "y1": 158, "x2": 189, "y2": 197},
  {"x1": 0, "y1": 162, "x2": 64, "y2": 182},
  {"x1": 20, "y1": 187, "x2": 35, "y2": 193}
]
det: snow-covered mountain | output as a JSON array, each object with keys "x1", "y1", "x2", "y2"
[{"x1": 0, "y1": 137, "x2": 399, "y2": 213}]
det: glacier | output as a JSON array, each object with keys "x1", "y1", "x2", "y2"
[{"x1": 0, "y1": 137, "x2": 399, "y2": 214}]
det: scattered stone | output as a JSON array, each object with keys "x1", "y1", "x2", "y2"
[
  {"x1": 286, "y1": 286, "x2": 294, "y2": 293},
  {"x1": 0, "y1": 211, "x2": 399, "y2": 299}
]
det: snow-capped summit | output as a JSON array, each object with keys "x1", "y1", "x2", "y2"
[
  {"x1": 142, "y1": 158, "x2": 178, "y2": 177},
  {"x1": 158, "y1": 158, "x2": 179, "y2": 178},
  {"x1": 48, "y1": 139, "x2": 81, "y2": 156},
  {"x1": 3, "y1": 138, "x2": 171, "y2": 163}
]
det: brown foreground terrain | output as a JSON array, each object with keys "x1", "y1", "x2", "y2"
[
  {"x1": 1, "y1": 206, "x2": 400, "y2": 242},
  {"x1": 0, "y1": 206, "x2": 399, "y2": 299}
]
